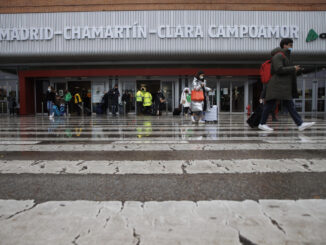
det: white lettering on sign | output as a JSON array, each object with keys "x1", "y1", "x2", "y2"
[
  {"x1": 0, "y1": 24, "x2": 299, "y2": 41},
  {"x1": 208, "y1": 25, "x2": 298, "y2": 39}
]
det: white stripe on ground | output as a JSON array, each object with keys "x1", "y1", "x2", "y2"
[
  {"x1": 0, "y1": 199, "x2": 325, "y2": 245},
  {"x1": 0, "y1": 159, "x2": 324, "y2": 174},
  {"x1": 0, "y1": 143, "x2": 325, "y2": 151},
  {"x1": 0, "y1": 129, "x2": 322, "y2": 135},
  {"x1": 0, "y1": 141, "x2": 41, "y2": 145},
  {"x1": 1, "y1": 137, "x2": 326, "y2": 143}
]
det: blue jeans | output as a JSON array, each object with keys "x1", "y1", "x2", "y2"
[
  {"x1": 260, "y1": 100, "x2": 303, "y2": 126},
  {"x1": 112, "y1": 104, "x2": 118, "y2": 115},
  {"x1": 47, "y1": 101, "x2": 53, "y2": 115}
]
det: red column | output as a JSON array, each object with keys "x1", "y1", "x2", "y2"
[
  {"x1": 18, "y1": 73, "x2": 27, "y2": 115},
  {"x1": 19, "y1": 73, "x2": 35, "y2": 115}
]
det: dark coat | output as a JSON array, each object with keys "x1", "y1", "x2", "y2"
[
  {"x1": 109, "y1": 88, "x2": 120, "y2": 105},
  {"x1": 265, "y1": 47, "x2": 299, "y2": 101}
]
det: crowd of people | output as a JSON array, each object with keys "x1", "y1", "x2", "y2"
[
  {"x1": 46, "y1": 86, "x2": 91, "y2": 119},
  {"x1": 43, "y1": 38, "x2": 316, "y2": 131}
]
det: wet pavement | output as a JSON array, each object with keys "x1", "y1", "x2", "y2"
[{"x1": 0, "y1": 114, "x2": 325, "y2": 244}]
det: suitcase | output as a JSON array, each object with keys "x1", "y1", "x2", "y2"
[
  {"x1": 95, "y1": 104, "x2": 103, "y2": 115},
  {"x1": 204, "y1": 105, "x2": 218, "y2": 122},
  {"x1": 247, "y1": 104, "x2": 263, "y2": 128},
  {"x1": 173, "y1": 108, "x2": 181, "y2": 116}
]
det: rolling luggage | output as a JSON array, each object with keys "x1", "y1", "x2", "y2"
[
  {"x1": 95, "y1": 104, "x2": 103, "y2": 115},
  {"x1": 204, "y1": 105, "x2": 218, "y2": 122},
  {"x1": 247, "y1": 104, "x2": 263, "y2": 128},
  {"x1": 173, "y1": 108, "x2": 181, "y2": 116}
]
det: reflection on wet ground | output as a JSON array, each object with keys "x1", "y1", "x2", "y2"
[{"x1": 0, "y1": 114, "x2": 323, "y2": 143}]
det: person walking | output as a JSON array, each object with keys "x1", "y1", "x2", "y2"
[
  {"x1": 143, "y1": 89, "x2": 153, "y2": 115},
  {"x1": 258, "y1": 38, "x2": 315, "y2": 131},
  {"x1": 64, "y1": 89, "x2": 72, "y2": 115},
  {"x1": 101, "y1": 90, "x2": 110, "y2": 115},
  {"x1": 46, "y1": 86, "x2": 56, "y2": 119},
  {"x1": 73, "y1": 90, "x2": 82, "y2": 116},
  {"x1": 154, "y1": 89, "x2": 165, "y2": 116},
  {"x1": 8, "y1": 94, "x2": 16, "y2": 116},
  {"x1": 122, "y1": 90, "x2": 131, "y2": 114},
  {"x1": 180, "y1": 87, "x2": 191, "y2": 117},
  {"x1": 136, "y1": 87, "x2": 145, "y2": 115},
  {"x1": 191, "y1": 71, "x2": 208, "y2": 124},
  {"x1": 109, "y1": 84, "x2": 120, "y2": 116}
]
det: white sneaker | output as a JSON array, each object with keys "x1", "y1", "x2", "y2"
[
  {"x1": 258, "y1": 124, "x2": 274, "y2": 131},
  {"x1": 191, "y1": 116, "x2": 196, "y2": 123},
  {"x1": 298, "y1": 122, "x2": 315, "y2": 131},
  {"x1": 49, "y1": 113, "x2": 54, "y2": 119},
  {"x1": 199, "y1": 119, "x2": 205, "y2": 124}
]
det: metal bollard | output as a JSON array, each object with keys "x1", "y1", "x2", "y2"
[
  {"x1": 41, "y1": 102, "x2": 44, "y2": 115},
  {"x1": 81, "y1": 102, "x2": 84, "y2": 116},
  {"x1": 166, "y1": 102, "x2": 168, "y2": 115}
]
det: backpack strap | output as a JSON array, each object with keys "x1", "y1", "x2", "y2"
[{"x1": 274, "y1": 52, "x2": 286, "y2": 58}]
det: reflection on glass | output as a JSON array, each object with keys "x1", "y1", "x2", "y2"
[
  {"x1": 124, "y1": 81, "x2": 136, "y2": 112},
  {"x1": 318, "y1": 81, "x2": 325, "y2": 99},
  {"x1": 0, "y1": 81, "x2": 7, "y2": 100},
  {"x1": 318, "y1": 100, "x2": 325, "y2": 112},
  {"x1": 316, "y1": 67, "x2": 326, "y2": 78},
  {"x1": 297, "y1": 78, "x2": 303, "y2": 99},
  {"x1": 294, "y1": 100, "x2": 303, "y2": 112},
  {"x1": 305, "y1": 100, "x2": 312, "y2": 112},
  {"x1": 220, "y1": 81, "x2": 230, "y2": 112},
  {"x1": 162, "y1": 82, "x2": 173, "y2": 112},
  {"x1": 232, "y1": 81, "x2": 244, "y2": 112},
  {"x1": 206, "y1": 79, "x2": 217, "y2": 106},
  {"x1": 305, "y1": 80, "x2": 312, "y2": 99}
]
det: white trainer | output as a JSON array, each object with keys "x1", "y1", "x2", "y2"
[
  {"x1": 258, "y1": 124, "x2": 274, "y2": 131},
  {"x1": 191, "y1": 116, "x2": 196, "y2": 123},
  {"x1": 199, "y1": 119, "x2": 205, "y2": 124},
  {"x1": 298, "y1": 122, "x2": 315, "y2": 131}
]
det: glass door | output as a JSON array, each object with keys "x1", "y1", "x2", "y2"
[
  {"x1": 206, "y1": 78, "x2": 217, "y2": 106},
  {"x1": 161, "y1": 81, "x2": 174, "y2": 112},
  {"x1": 54, "y1": 82, "x2": 67, "y2": 98},
  {"x1": 231, "y1": 80, "x2": 245, "y2": 112},
  {"x1": 0, "y1": 80, "x2": 8, "y2": 113},
  {"x1": 316, "y1": 80, "x2": 325, "y2": 112},
  {"x1": 220, "y1": 81, "x2": 231, "y2": 112},
  {"x1": 0, "y1": 80, "x2": 18, "y2": 114},
  {"x1": 294, "y1": 77, "x2": 304, "y2": 113},
  {"x1": 123, "y1": 81, "x2": 136, "y2": 113}
]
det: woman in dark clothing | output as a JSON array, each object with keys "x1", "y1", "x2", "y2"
[
  {"x1": 122, "y1": 91, "x2": 131, "y2": 114},
  {"x1": 154, "y1": 89, "x2": 165, "y2": 116}
]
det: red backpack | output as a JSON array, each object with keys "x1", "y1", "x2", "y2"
[{"x1": 260, "y1": 52, "x2": 285, "y2": 83}]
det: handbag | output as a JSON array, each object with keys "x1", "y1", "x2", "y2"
[{"x1": 191, "y1": 90, "x2": 204, "y2": 101}]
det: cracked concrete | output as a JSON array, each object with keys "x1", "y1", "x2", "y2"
[{"x1": 0, "y1": 199, "x2": 324, "y2": 244}]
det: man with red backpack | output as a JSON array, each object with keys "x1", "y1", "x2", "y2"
[{"x1": 258, "y1": 38, "x2": 315, "y2": 131}]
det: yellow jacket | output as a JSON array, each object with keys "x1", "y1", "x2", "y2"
[
  {"x1": 143, "y1": 92, "x2": 152, "y2": 107},
  {"x1": 136, "y1": 90, "x2": 143, "y2": 102}
]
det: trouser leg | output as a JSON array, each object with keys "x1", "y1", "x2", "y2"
[
  {"x1": 283, "y1": 100, "x2": 303, "y2": 126},
  {"x1": 260, "y1": 100, "x2": 276, "y2": 125}
]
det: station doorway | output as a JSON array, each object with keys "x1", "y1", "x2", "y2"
[
  {"x1": 136, "y1": 80, "x2": 160, "y2": 95},
  {"x1": 68, "y1": 81, "x2": 92, "y2": 115}
]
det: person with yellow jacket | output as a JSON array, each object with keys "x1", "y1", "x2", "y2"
[
  {"x1": 73, "y1": 91, "x2": 82, "y2": 116},
  {"x1": 143, "y1": 90, "x2": 152, "y2": 115},
  {"x1": 136, "y1": 87, "x2": 145, "y2": 115}
]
